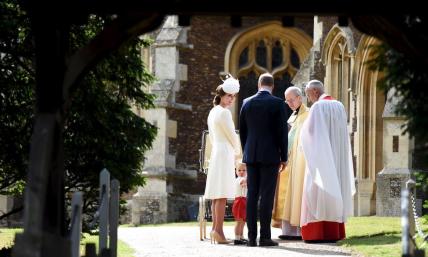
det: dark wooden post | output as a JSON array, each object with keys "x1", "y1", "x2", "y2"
[{"x1": 12, "y1": 6, "x2": 71, "y2": 257}]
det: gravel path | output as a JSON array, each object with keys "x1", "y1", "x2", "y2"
[{"x1": 118, "y1": 225, "x2": 356, "y2": 257}]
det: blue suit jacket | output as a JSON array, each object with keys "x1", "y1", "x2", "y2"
[{"x1": 239, "y1": 91, "x2": 288, "y2": 165}]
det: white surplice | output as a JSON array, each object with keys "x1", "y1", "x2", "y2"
[{"x1": 300, "y1": 100, "x2": 356, "y2": 226}]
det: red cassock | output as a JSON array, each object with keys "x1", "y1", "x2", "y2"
[
  {"x1": 301, "y1": 221, "x2": 345, "y2": 241},
  {"x1": 301, "y1": 94, "x2": 346, "y2": 242}
]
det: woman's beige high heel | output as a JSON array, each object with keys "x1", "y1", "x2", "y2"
[
  {"x1": 212, "y1": 231, "x2": 231, "y2": 244},
  {"x1": 209, "y1": 231, "x2": 215, "y2": 244}
]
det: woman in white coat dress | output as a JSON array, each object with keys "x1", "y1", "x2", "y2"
[{"x1": 204, "y1": 76, "x2": 241, "y2": 244}]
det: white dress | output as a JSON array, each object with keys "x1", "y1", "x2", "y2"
[{"x1": 204, "y1": 105, "x2": 241, "y2": 200}]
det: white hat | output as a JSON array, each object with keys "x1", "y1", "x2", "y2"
[{"x1": 221, "y1": 75, "x2": 240, "y2": 94}]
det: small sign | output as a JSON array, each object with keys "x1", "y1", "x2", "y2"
[{"x1": 393, "y1": 135, "x2": 399, "y2": 152}]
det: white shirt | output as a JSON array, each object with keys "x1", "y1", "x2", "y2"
[
  {"x1": 259, "y1": 87, "x2": 272, "y2": 93},
  {"x1": 234, "y1": 177, "x2": 247, "y2": 198}
]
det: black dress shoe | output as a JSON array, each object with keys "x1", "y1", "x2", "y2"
[
  {"x1": 247, "y1": 239, "x2": 257, "y2": 247},
  {"x1": 234, "y1": 239, "x2": 247, "y2": 245},
  {"x1": 259, "y1": 239, "x2": 279, "y2": 246},
  {"x1": 278, "y1": 235, "x2": 302, "y2": 240}
]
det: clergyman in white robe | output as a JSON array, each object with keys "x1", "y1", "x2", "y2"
[{"x1": 300, "y1": 99, "x2": 356, "y2": 241}]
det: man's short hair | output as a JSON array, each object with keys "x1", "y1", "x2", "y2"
[
  {"x1": 284, "y1": 86, "x2": 302, "y2": 97},
  {"x1": 305, "y1": 80, "x2": 324, "y2": 93},
  {"x1": 258, "y1": 73, "x2": 274, "y2": 87}
]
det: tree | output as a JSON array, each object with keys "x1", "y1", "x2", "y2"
[
  {"x1": 0, "y1": 0, "x2": 157, "y2": 230},
  {"x1": 0, "y1": 0, "x2": 34, "y2": 197}
]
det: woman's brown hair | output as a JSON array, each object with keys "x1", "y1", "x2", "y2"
[{"x1": 213, "y1": 85, "x2": 227, "y2": 106}]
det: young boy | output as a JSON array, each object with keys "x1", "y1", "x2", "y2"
[{"x1": 232, "y1": 162, "x2": 248, "y2": 245}]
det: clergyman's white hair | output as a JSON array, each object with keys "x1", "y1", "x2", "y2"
[
  {"x1": 284, "y1": 86, "x2": 302, "y2": 97},
  {"x1": 305, "y1": 80, "x2": 325, "y2": 93}
]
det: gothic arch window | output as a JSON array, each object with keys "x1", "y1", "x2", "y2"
[
  {"x1": 225, "y1": 22, "x2": 312, "y2": 120},
  {"x1": 322, "y1": 26, "x2": 355, "y2": 122},
  {"x1": 355, "y1": 36, "x2": 385, "y2": 181},
  {"x1": 332, "y1": 37, "x2": 351, "y2": 121},
  {"x1": 236, "y1": 38, "x2": 302, "y2": 115}
]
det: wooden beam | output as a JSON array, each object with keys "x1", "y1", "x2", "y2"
[{"x1": 62, "y1": 13, "x2": 165, "y2": 111}]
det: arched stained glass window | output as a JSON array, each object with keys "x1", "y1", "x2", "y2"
[
  {"x1": 225, "y1": 23, "x2": 312, "y2": 122},
  {"x1": 272, "y1": 41, "x2": 283, "y2": 69},
  {"x1": 256, "y1": 41, "x2": 267, "y2": 68},
  {"x1": 239, "y1": 47, "x2": 249, "y2": 68},
  {"x1": 237, "y1": 71, "x2": 258, "y2": 114},
  {"x1": 290, "y1": 48, "x2": 300, "y2": 69},
  {"x1": 273, "y1": 72, "x2": 292, "y2": 100},
  {"x1": 236, "y1": 37, "x2": 301, "y2": 117}
]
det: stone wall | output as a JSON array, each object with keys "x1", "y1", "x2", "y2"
[{"x1": 132, "y1": 176, "x2": 168, "y2": 224}]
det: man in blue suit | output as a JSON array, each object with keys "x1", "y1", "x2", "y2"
[{"x1": 239, "y1": 73, "x2": 288, "y2": 247}]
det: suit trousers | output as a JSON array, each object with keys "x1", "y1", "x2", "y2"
[{"x1": 246, "y1": 163, "x2": 279, "y2": 240}]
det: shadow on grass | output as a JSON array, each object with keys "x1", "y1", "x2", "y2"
[{"x1": 339, "y1": 233, "x2": 401, "y2": 246}]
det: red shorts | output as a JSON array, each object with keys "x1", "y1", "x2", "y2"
[{"x1": 232, "y1": 197, "x2": 246, "y2": 221}]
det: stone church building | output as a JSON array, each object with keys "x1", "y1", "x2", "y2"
[{"x1": 129, "y1": 15, "x2": 417, "y2": 224}]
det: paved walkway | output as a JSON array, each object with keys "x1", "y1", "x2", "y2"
[{"x1": 118, "y1": 225, "x2": 356, "y2": 257}]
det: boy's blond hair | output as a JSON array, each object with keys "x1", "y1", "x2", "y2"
[{"x1": 235, "y1": 159, "x2": 245, "y2": 168}]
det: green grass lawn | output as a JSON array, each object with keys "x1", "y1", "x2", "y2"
[
  {"x1": 79, "y1": 233, "x2": 135, "y2": 257},
  {"x1": 339, "y1": 216, "x2": 427, "y2": 257},
  {"x1": 0, "y1": 228, "x2": 20, "y2": 250},
  {"x1": 0, "y1": 229, "x2": 135, "y2": 257}
]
